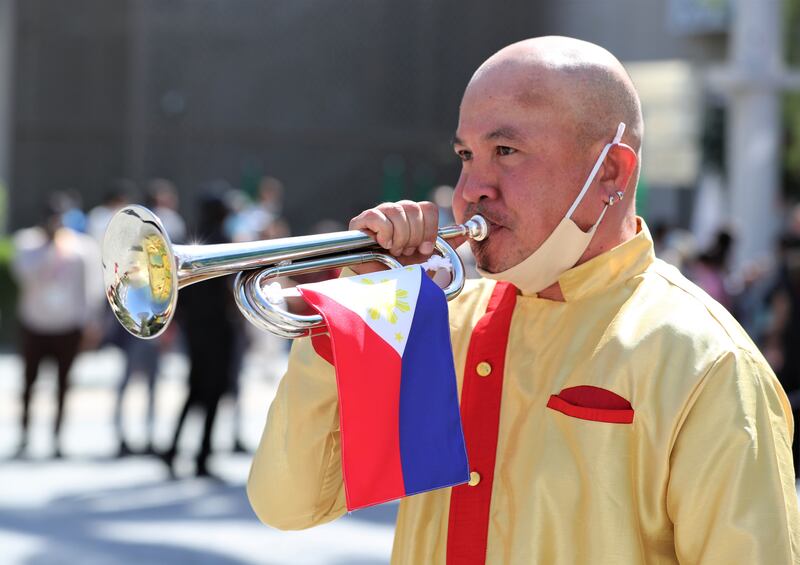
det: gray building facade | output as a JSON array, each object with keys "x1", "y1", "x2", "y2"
[{"x1": 6, "y1": 0, "x2": 726, "y2": 232}]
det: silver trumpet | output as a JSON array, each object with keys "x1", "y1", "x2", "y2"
[{"x1": 102, "y1": 205, "x2": 488, "y2": 339}]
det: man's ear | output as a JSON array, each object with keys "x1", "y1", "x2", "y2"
[{"x1": 599, "y1": 143, "x2": 638, "y2": 194}]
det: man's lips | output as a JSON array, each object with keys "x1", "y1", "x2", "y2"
[
  {"x1": 464, "y1": 209, "x2": 509, "y2": 239},
  {"x1": 467, "y1": 211, "x2": 505, "y2": 229},
  {"x1": 474, "y1": 220, "x2": 506, "y2": 244},
  {"x1": 484, "y1": 219, "x2": 507, "y2": 237}
]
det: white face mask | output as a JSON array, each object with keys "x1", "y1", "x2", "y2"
[{"x1": 477, "y1": 122, "x2": 626, "y2": 294}]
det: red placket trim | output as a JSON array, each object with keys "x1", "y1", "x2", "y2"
[{"x1": 446, "y1": 282, "x2": 517, "y2": 565}]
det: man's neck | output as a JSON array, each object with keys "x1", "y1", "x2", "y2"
[{"x1": 536, "y1": 283, "x2": 565, "y2": 301}]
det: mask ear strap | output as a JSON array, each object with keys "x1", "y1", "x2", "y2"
[
  {"x1": 566, "y1": 122, "x2": 626, "y2": 220},
  {"x1": 589, "y1": 200, "x2": 610, "y2": 232}
]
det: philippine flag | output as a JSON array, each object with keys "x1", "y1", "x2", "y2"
[{"x1": 297, "y1": 265, "x2": 470, "y2": 511}]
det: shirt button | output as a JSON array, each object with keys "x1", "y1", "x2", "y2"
[
  {"x1": 468, "y1": 471, "x2": 481, "y2": 487},
  {"x1": 476, "y1": 361, "x2": 492, "y2": 377}
]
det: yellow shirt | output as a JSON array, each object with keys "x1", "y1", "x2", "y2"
[{"x1": 248, "y1": 222, "x2": 800, "y2": 564}]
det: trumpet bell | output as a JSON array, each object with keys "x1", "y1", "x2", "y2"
[{"x1": 102, "y1": 205, "x2": 178, "y2": 338}]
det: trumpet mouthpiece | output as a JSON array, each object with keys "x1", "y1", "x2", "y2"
[{"x1": 465, "y1": 215, "x2": 489, "y2": 241}]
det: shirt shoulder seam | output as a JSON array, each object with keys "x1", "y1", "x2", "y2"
[{"x1": 645, "y1": 261, "x2": 741, "y2": 351}]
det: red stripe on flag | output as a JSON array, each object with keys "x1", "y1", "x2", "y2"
[
  {"x1": 299, "y1": 287, "x2": 407, "y2": 510},
  {"x1": 446, "y1": 282, "x2": 517, "y2": 565},
  {"x1": 311, "y1": 334, "x2": 334, "y2": 365}
]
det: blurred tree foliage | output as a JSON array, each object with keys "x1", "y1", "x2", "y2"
[
  {"x1": 0, "y1": 237, "x2": 17, "y2": 347},
  {"x1": 786, "y1": 0, "x2": 800, "y2": 195},
  {"x1": 0, "y1": 183, "x2": 15, "y2": 347}
]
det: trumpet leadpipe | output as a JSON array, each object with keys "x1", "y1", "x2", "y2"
[{"x1": 172, "y1": 213, "x2": 487, "y2": 283}]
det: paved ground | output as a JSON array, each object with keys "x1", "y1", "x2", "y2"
[
  {"x1": 3, "y1": 343, "x2": 800, "y2": 564},
  {"x1": 0, "y1": 343, "x2": 396, "y2": 565}
]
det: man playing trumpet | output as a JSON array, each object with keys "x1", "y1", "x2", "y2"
[{"x1": 248, "y1": 36, "x2": 800, "y2": 563}]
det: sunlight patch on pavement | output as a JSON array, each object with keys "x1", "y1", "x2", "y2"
[
  {"x1": 0, "y1": 531, "x2": 43, "y2": 564},
  {"x1": 0, "y1": 460, "x2": 166, "y2": 507},
  {"x1": 95, "y1": 518, "x2": 394, "y2": 565}
]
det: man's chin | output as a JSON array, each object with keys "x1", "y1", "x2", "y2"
[
  {"x1": 473, "y1": 245, "x2": 527, "y2": 274},
  {"x1": 470, "y1": 240, "x2": 496, "y2": 272},
  {"x1": 470, "y1": 226, "x2": 519, "y2": 272},
  {"x1": 474, "y1": 250, "x2": 507, "y2": 274},
  {"x1": 476, "y1": 262, "x2": 506, "y2": 275}
]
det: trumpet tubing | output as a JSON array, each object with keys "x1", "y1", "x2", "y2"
[{"x1": 102, "y1": 205, "x2": 488, "y2": 339}]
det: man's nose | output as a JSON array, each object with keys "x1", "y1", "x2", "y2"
[{"x1": 456, "y1": 170, "x2": 500, "y2": 203}]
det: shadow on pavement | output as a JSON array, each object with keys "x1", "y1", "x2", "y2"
[
  {"x1": 0, "y1": 457, "x2": 398, "y2": 565},
  {"x1": 0, "y1": 475, "x2": 256, "y2": 564},
  {"x1": 345, "y1": 501, "x2": 399, "y2": 526}
]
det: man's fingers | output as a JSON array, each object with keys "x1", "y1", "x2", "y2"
[
  {"x1": 400, "y1": 201, "x2": 424, "y2": 255},
  {"x1": 379, "y1": 203, "x2": 410, "y2": 256},
  {"x1": 419, "y1": 201, "x2": 439, "y2": 256},
  {"x1": 349, "y1": 209, "x2": 393, "y2": 248},
  {"x1": 349, "y1": 200, "x2": 440, "y2": 257}
]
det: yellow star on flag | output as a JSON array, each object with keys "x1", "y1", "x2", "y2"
[
  {"x1": 395, "y1": 332, "x2": 404, "y2": 343},
  {"x1": 360, "y1": 277, "x2": 411, "y2": 324}
]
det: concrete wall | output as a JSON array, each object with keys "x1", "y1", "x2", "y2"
[
  {"x1": 10, "y1": 0, "x2": 547, "y2": 232},
  {"x1": 12, "y1": 1, "x2": 129, "y2": 226},
  {"x1": 9, "y1": 0, "x2": 727, "y2": 232}
]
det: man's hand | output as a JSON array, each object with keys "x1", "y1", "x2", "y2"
[{"x1": 349, "y1": 201, "x2": 449, "y2": 275}]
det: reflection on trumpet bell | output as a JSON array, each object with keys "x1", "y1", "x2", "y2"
[
  {"x1": 102, "y1": 205, "x2": 488, "y2": 340},
  {"x1": 143, "y1": 234, "x2": 173, "y2": 303},
  {"x1": 103, "y1": 208, "x2": 179, "y2": 338}
]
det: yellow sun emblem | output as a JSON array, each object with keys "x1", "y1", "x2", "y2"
[{"x1": 360, "y1": 278, "x2": 411, "y2": 324}]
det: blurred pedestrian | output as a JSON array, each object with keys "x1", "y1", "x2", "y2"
[
  {"x1": 113, "y1": 331, "x2": 162, "y2": 456},
  {"x1": 11, "y1": 195, "x2": 104, "y2": 458},
  {"x1": 161, "y1": 191, "x2": 241, "y2": 478},
  {"x1": 113, "y1": 180, "x2": 186, "y2": 457},
  {"x1": 255, "y1": 175, "x2": 285, "y2": 222},
  {"x1": 228, "y1": 176, "x2": 289, "y2": 243},
  {"x1": 688, "y1": 229, "x2": 735, "y2": 312},
  {"x1": 56, "y1": 190, "x2": 87, "y2": 233},
  {"x1": 147, "y1": 178, "x2": 187, "y2": 243},
  {"x1": 86, "y1": 179, "x2": 134, "y2": 242},
  {"x1": 657, "y1": 226, "x2": 696, "y2": 272},
  {"x1": 763, "y1": 226, "x2": 800, "y2": 476}
]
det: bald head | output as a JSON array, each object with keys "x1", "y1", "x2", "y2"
[
  {"x1": 452, "y1": 36, "x2": 644, "y2": 281},
  {"x1": 466, "y1": 36, "x2": 643, "y2": 156}
]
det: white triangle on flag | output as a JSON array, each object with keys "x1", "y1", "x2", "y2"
[{"x1": 301, "y1": 266, "x2": 423, "y2": 357}]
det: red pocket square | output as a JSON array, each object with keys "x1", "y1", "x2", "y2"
[{"x1": 546, "y1": 385, "x2": 634, "y2": 424}]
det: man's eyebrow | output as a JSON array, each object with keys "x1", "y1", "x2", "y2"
[
  {"x1": 485, "y1": 126, "x2": 524, "y2": 142},
  {"x1": 451, "y1": 126, "x2": 525, "y2": 147}
]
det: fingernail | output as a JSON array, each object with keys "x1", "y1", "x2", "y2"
[
  {"x1": 420, "y1": 241, "x2": 434, "y2": 255},
  {"x1": 385, "y1": 239, "x2": 392, "y2": 249}
]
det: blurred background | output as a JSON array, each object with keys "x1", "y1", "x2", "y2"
[{"x1": 0, "y1": 0, "x2": 799, "y2": 563}]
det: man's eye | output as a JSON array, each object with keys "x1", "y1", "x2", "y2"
[
  {"x1": 496, "y1": 146, "x2": 516, "y2": 156},
  {"x1": 456, "y1": 150, "x2": 473, "y2": 162}
]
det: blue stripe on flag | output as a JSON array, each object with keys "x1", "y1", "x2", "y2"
[{"x1": 398, "y1": 268, "x2": 470, "y2": 496}]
